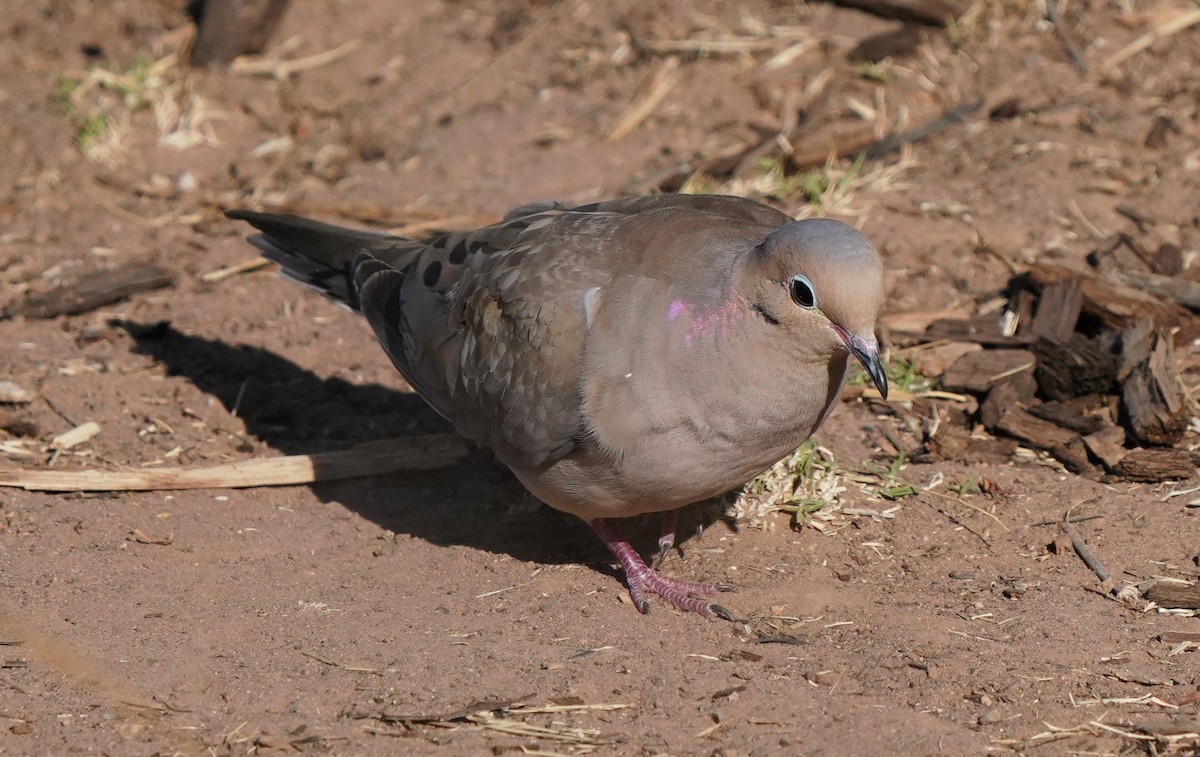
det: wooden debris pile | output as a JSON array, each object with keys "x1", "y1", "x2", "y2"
[{"x1": 888, "y1": 234, "x2": 1199, "y2": 483}]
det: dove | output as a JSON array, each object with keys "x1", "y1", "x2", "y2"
[{"x1": 227, "y1": 194, "x2": 887, "y2": 618}]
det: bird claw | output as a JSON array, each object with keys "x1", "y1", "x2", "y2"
[
  {"x1": 710, "y1": 604, "x2": 734, "y2": 621},
  {"x1": 652, "y1": 539, "x2": 673, "y2": 570}
]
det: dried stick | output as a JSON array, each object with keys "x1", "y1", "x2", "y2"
[
  {"x1": 1060, "y1": 514, "x2": 1110, "y2": 584},
  {"x1": 0, "y1": 434, "x2": 467, "y2": 492}
]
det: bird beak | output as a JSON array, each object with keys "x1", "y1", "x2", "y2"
[{"x1": 834, "y1": 326, "x2": 888, "y2": 399}]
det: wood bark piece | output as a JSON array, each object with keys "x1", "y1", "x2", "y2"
[
  {"x1": 940, "y1": 349, "x2": 1036, "y2": 394},
  {"x1": 922, "y1": 317, "x2": 1031, "y2": 346},
  {"x1": 1112, "y1": 448, "x2": 1197, "y2": 483},
  {"x1": 1027, "y1": 395, "x2": 1111, "y2": 435},
  {"x1": 1083, "y1": 425, "x2": 1128, "y2": 470},
  {"x1": 0, "y1": 434, "x2": 468, "y2": 492},
  {"x1": 6, "y1": 262, "x2": 175, "y2": 319},
  {"x1": 1109, "y1": 268, "x2": 1200, "y2": 310},
  {"x1": 190, "y1": 0, "x2": 291, "y2": 68},
  {"x1": 914, "y1": 341, "x2": 981, "y2": 378},
  {"x1": 1029, "y1": 277, "x2": 1083, "y2": 342},
  {"x1": 1119, "y1": 318, "x2": 1154, "y2": 381},
  {"x1": 1159, "y1": 632, "x2": 1200, "y2": 644},
  {"x1": 994, "y1": 406, "x2": 1101, "y2": 476},
  {"x1": 1032, "y1": 334, "x2": 1119, "y2": 401},
  {"x1": 919, "y1": 423, "x2": 1017, "y2": 464},
  {"x1": 994, "y1": 406, "x2": 1078, "y2": 450},
  {"x1": 1026, "y1": 262, "x2": 1198, "y2": 344},
  {"x1": 1145, "y1": 582, "x2": 1200, "y2": 610},
  {"x1": 825, "y1": 0, "x2": 968, "y2": 28},
  {"x1": 979, "y1": 373, "x2": 1037, "y2": 430},
  {"x1": 1051, "y1": 438, "x2": 1101, "y2": 479},
  {"x1": 1121, "y1": 327, "x2": 1188, "y2": 446}
]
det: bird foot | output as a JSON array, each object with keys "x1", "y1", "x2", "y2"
[{"x1": 591, "y1": 517, "x2": 733, "y2": 619}]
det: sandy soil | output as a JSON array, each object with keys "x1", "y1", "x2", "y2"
[{"x1": 2, "y1": 0, "x2": 1199, "y2": 755}]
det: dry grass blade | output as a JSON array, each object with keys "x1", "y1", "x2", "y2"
[
  {"x1": 606, "y1": 57, "x2": 681, "y2": 141},
  {"x1": 230, "y1": 38, "x2": 362, "y2": 78},
  {"x1": 506, "y1": 704, "x2": 630, "y2": 715},
  {"x1": 201, "y1": 257, "x2": 274, "y2": 283},
  {"x1": 466, "y1": 712, "x2": 603, "y2": 744},
  {"x1": 0, "y1": 434, "x2": 468, "y2": 492},
  {"x1": 1104, "y1": 7, "x2": 1200, "y2": 69}
]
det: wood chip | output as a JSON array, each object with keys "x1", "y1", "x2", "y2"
[
  {"x1": 913, "y1": 341, "x2": 981, "y2": 378},
  {"x1": 1083, "y1": 425, "x2": 1128, "y2": 470},
  {"x1": 979, "y1": 373, "x2": 1038, "y2": 430},
  {"x1": 940, "y1": 349, "x2": 1035, "y2": 394},
  {"x1": 1032, "y1": 335, "x2": 1119, "y2": 401},
  {"x1": 1027, "y1": 395, "x2": 1111, "y2": 436},
  {"x1": 1027, "y1": 262, "x2": 1197, "y2": 343},
  {"x1": 1029, "y1": 277, "x2": 1083, "y2": 342},
  {"x1": 0, "y1": 381, "x2": 34, "y2": 405},
  {"x1": 1145, "y1": 581, "x2": 1200, "y2": 610},
  {"x1": 50, "y1": 421, "x2": 101, "y2": 451},
  {"x1": 1121, "y1": 327, "x2": 1188, "y2": 446},
  {"x1": 1113, "y1": 448, "x2": 1198, "y2": 483},
  {"x1": 1159, "y1": 631, "x2": 1200, "y2": 644}
]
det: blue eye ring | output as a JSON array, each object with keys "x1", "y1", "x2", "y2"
[{"x1": 789, "y1": 274, "x2": 817, "y2": 309}]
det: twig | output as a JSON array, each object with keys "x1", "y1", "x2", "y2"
[
  {"x1": 1060, "y1": 509, "x2": 1110, "y2": 585},
  {"x1": 1031, "y1": 514, "x2": 1102, "y2": 527},
  {"x1": 301, "y1": 650, "x2": 386, "y2": 675}
]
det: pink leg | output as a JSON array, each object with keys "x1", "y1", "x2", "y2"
[{"x1": 590, "y1": 518, "x2": 731, "y2": 619}]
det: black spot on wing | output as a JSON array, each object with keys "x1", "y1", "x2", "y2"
[
  {"x1": 448, "y1": 239, "x2": 469, "y2": 264},
  {"x1": 423, "y1": 260, "x2": 443, "y2": 287}
]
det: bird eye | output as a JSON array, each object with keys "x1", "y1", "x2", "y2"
[{"x1": 789, "y1": 274, "x2": 817, "y2": 309}]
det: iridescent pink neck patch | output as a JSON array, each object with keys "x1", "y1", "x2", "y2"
[{"x1": 668, "y1": 297, "x2": 744, "y2": 347}]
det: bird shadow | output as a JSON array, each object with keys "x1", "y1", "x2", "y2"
[{"x1": 117, "y1": 320, "x2": 605, "y2": 569}]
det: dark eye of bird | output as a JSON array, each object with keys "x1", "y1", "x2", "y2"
[{"x1": 789, "y1": 274, "x2": 817, "y2": 309}]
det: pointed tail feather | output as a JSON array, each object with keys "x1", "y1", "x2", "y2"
[{"x1": 225, "y1": 209, "x2": 400, "y2": 311}]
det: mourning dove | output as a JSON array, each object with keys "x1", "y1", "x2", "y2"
[{"x1": 227, "y1": 194, "x2": 887, "y2": 618}]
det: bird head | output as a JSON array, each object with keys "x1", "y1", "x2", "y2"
[{"x1": 744, "y1": 218, "x2": 888, "y2": 399}]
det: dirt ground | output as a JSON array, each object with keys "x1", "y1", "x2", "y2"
[{"x1": 2, "y1": 0, "x2": 1200, "y2": 754}]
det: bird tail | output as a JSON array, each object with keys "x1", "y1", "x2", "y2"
[{"x1": 225, "y1": 209, "x2": 412, "y2": 312}]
